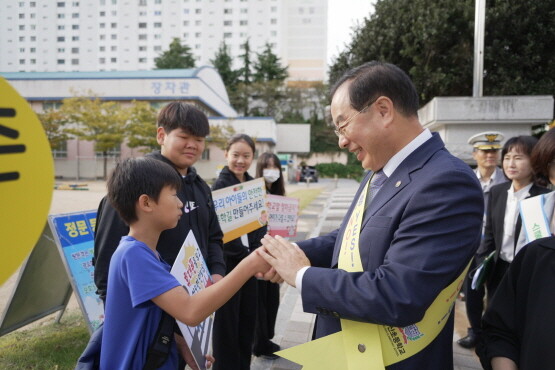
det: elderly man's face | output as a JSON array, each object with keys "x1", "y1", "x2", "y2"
[
  {"x1": 330, "y1": 83, "x2": 388, "y2": 171},
  {"x1": 472, "y1": 148, "x2": 500, "y2": 171}
]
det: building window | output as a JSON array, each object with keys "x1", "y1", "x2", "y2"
[
  {"x1": 110, "y1": 57, "x2": 117, "y2": 62},
  {"x1": 52, "y1": 141, "x2": 68, "y2": 158},
  {"x1": 96, "y1": 146, "x2": 120, "y2": 158},
  {"x1": 195, "y1": 32, "x2": 201, "y2": 37},
  {"x1": 270, "y1": 30, "x2": 277, "y2": 37},
  {"x1": 30, "y1": 1, "x2": 36, "y2": 6},
  {"x1": 183, "y1": 32, "x2": 188, "y2": 38},
  {"x1": 154, "y1": 34, "x2": 161, "y2": 39},
  {"x1": 224, "y1": 8, "x2": 232, "y2": 14},
  {"x1": 111, "y1": 22, "x2": 117, "y2": 28},
  {"x1": 19, "y1": 25, "x2": 25, "y2": 30},
  {"x1": 19, "y1": 48, "x2": 25, "y2": 52},
  {"x1": 195, "y1": 8, "x2": 201, "y2": 14},
  {"x1": 58, "y1": 47, "x2": 65, "y2": 52},
  {"x1": 30, "y1": 47, "x2": 36, "y2": 52},
  {"x1": 58, "y1": 25, "x2": 65, "y2": 30},
  {"x1": 239, "y1": 20, "x2": 247, "y2": 26},
  {"x1": 224, "y1": 20, "x2": 232, "y2": 26},
  {"x1": 138, "y1": 46, "x2": 146, "y2": 51},
  {"x1": 138, "y1": 34, "x2": 147, "y2": 40},
  {"x1": 139, "y1": 57, "x2": 147, "y2": 63},
  {"x1": 240, "y1": 8, "x2": 247, "y2": 14},
  {"x1": 138, "y1": 22, "x2": 147, "y2": 28},
  {"x1": 100, "y1": 11, "x2": 105, "y2": 16},
  {"x1": 57, "y1": 2, "x2": 65, "y2": 7},
  {"x1": 19, "y1": 36, "x2": 25, "y2": 42},
  {"x1": 183, "y1": 20, "x2": 189, "y2": 26},
  {"x1": 139, "y1": 0, "x2": 146, "y2": 5},
  {"x1": 71, "y1": 59, "x2": 79, "y2": 65},
  {"x1": 57, "y1": 13, "x2": 65, "y2": 18},
  {"x1": 270, "y1": 18, "x2": 277, "y2": 24},
  {"x1": 111, "y1": 34, "x2": 117, "y2": 39},
  {"x1": 72, "y1": 36, "x2": 79, "y2": 41},
  {"x1": 30, "y1": 13, "x2": 36, "y2": 18},
  {"x1": 154, "y1": 22, "x2": 162, "y2": 28},
  {"x1": 201, "y1": 149, "x2": 210, "y2": 160},
  {"x1": 71, "y1": 47, "x2": 79, "y2": 53},
  {"x1": 223, "y1": 32, "x2": 232, "y2": 38},
  {"x1": 19, "y1": 13, "x2": 25, "y2": 19},
  {"x1": 154, "y1": 45, "x2": 161, "y2": 51},
  {"x1": 30, "y1": 36, "x2": 36, "y2": 41},
  {"x1": 154, "y1": 10, "x2": 161, "y2": 15},
  {"x1": 100, "y1": 22, "x2": 105, "y2": 28},
  {"x1": 195, "y1": 20, "x2": 201, "y2": 26},
  {"x1": 72, "y1": 24, "x2": 79, "y2": 29},
  {"x1": 100, "y1": 34, "x2": 106, "y2": 40},
  {"x1": 110, "y1": 45, "x2": 116, "y2": 51},
  {"x1": 30, "y1": 59, "x2": 36, "y2": 64},
  {"x1": 57, "y1": 59, "x2": 65, "y2": 64},
  {"x1": 72, "y1": 13, "x2": 79, "y2": 18},
  {"x1": 19, "y1": 59, "x2": 26, "y2": 65},
  {"x1": 57, "y1": 36, "x2": 65, "y2": 42},
  {"x1": 99, "y1": 57, "x2": 106, "y2": 63},
  {"x1": 271, "y1": 6, "x2": 277, "y2": 12},
  {"x1": 99, "y1": 46, "x2": 106, "y2": 51}
]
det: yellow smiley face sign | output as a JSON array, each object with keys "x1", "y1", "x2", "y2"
[{"x1": 0, "y1": 77, "x2": 54, "y2": 285}]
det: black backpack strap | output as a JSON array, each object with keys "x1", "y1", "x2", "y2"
[{"x1": 143, "y1": 312, "x2": 175, "y2": 370}]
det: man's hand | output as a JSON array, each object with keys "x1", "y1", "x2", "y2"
[{"x1": 258, "y1": 235, "x2": 310, "y2": 286}]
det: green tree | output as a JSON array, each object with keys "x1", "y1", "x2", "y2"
[
  {"x1": 329, "y1": 0, "x2": 555, "y2": 104},
  {"x1": 253, "y1": 43, "x2": 288, "y2": 83},
  {"x1": 229, "y1": 39, "x2": 254, "y2": 116},
  {"x1": 155, "y1": 38, "x2": 196, "y2": 69},
  {"x1": 60, "y1": 95, "x2": 128, "y2": 179},
  {"x1": 211, "y1": 41, "x2": 240, "y2": 90},
  {"x1": 125, "y1": 101, "x2": 159, "y2": 153},
  {"x1": 238, "y1": 39, "x2": 253, "y2": 85},
  {"x1": 37, "y1": 109, "x2": 70, "y2": 151}
]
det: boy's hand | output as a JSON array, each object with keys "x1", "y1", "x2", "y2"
[
  {"x1": 259, "y1": 235, "x2": 310, "y2": 286},
  {"x1": 245, "y1": 249, "x2": 271, "y2": 276}
]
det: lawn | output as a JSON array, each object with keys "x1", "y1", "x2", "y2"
[{"x1": 0, "y1": 312, "x2": 89, "y2": 369}]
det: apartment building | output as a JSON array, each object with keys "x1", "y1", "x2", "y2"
[{"x1": 0, "y1": 0, "x2": 327, "y2": 81}]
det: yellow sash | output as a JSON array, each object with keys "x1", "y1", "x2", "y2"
[{"x1": 277, "y1": 178, "x2": 470, "y2": 369}]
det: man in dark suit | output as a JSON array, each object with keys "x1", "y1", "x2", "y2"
[{"x1": 259, "y1": 62, "x2": 484, "y2": 369}]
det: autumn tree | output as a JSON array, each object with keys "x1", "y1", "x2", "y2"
[
  {"x1": 125, "y1": 101, "x2": 159, "y2": 153},
  {"x1": 38, "y1": 109, "x2": 70, "y2": 151},
  {"x1": 60, "y1": 94, "x2": 128, "y2": 179}
]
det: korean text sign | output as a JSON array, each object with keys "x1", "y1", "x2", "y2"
[
  {"x1": 48, "y1": 211, "x2": 104, "y2": 331},
  {"x1": 170, "y1": 231, "x2": 214, "y2": 370},
  {"x1": 212, "y1": 178, "x2": 267, "y2": 243},
  {"x1": 266, "y1": 194, "x2": 299, "y2": 238}
]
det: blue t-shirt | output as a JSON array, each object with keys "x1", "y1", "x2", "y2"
[{"x1": 100, "y1": 236, "x2": 181, "y2": 369}]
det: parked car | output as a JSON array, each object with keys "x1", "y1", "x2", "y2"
[{"x1": 299, "y1": 166, "x2": 318, "y2": 182}]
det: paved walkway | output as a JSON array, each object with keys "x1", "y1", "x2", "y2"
[{"x1": 252, "y1": 178, "x2": 482, "y2": 370}]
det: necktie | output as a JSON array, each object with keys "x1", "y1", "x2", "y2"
[{"x1": 365, "y1": 170, "x2": 388, "y2": 209}]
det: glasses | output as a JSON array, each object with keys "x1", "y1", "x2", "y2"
[{"x1": 333, "y1": 98, "x2": 378, "y2": 138}]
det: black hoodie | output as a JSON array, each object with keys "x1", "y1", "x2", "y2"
[
  {"x1": 212, "y1": 166, "x2": 267, "y2": 269},
  {"x1": 93, "y1": 151, "x2": 226, "y2": 301}
]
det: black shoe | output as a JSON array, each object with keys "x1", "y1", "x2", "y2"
[{"x1": 457, "y1": 333, "x2": 477, "y2": 349}]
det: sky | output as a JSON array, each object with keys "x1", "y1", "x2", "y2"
[{"x1": 327, "y1": 0, "x2": 376, "y2": 64}]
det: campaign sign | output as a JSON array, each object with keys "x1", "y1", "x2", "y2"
[
  {"x1": 48, "y1": 211, "x2": 104, "y2": 331},
  {"x1": 212, "y1": 178, "x2": 268, "y2": 243},
  {"x1": 170, "y1": 231, "x2": 214, "y2": 370},
  {"x1": 266, "y1": 194, "x2": 300, "y2": 238}
]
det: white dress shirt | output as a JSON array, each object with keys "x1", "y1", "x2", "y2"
[{"x1": 499, "y1": 182, "x2": 533, "y2": 262}]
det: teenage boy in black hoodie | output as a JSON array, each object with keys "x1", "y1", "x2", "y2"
[{"x1": 93, "y1": 102, "x2": 226, "y2": 304}]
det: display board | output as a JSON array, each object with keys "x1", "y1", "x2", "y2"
[{"x1": 48, "y1": 210, "x2": 104, "y2": 332}]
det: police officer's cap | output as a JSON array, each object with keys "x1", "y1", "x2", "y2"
[{"x1": 467, "y1": 131, "x2": 504, "y2": 150}]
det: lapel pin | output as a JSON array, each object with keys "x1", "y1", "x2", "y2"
[{"x1": 395, "y1": 181, "x2": 401, "y2": 187}]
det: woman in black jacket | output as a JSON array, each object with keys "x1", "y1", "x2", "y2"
[
  {"x1": 252, "y1": 152, "x2": 285, "y2": 359},
  {"x1": 211, "y1": 134, "x2": 266, "y2": 370}
]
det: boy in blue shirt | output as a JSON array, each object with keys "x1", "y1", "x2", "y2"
[{"x1": 101, "y1": 157, "x2": 270, "y2": 369}]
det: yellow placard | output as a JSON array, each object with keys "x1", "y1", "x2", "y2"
[{"x1": 0, "y1": 78, "x2": 54, "y2": 285}]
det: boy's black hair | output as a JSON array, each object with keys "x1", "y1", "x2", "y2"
[
  {"x1": 157, "y1": 101, "x2": 210, "y2": 137},
  {"x1": 107, "y1": 157, "x2": 182, "y2": 224}
]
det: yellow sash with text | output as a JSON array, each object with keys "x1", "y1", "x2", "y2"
[{"x1": 277, "y1": 179, "x2": 470, "y2": 369}]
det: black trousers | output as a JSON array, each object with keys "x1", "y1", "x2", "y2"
[
  {"x1": 212, "y1": 275, "x2": 258, "y2": 370},
  {"x1": 253, "y1": 280, "x2": 280, "y2": 353},
  {"x1": 464, "y1": 257, "x2": 485, "y2": 336}
]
